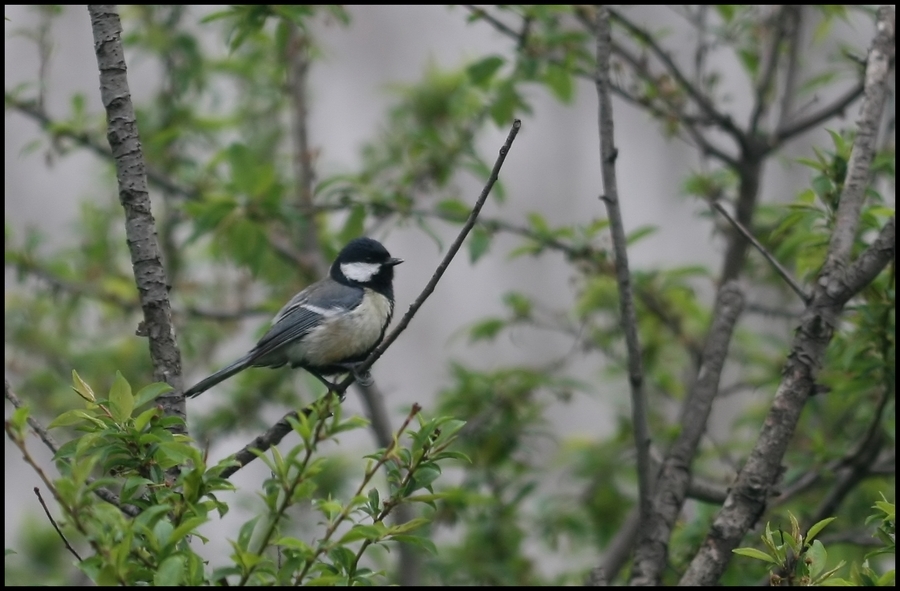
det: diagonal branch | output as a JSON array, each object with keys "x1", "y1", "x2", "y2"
[
  {"x1": 6, "y1": 94, "x2": 198, "y2": 200},
  {"x1": 606, "y1": 39, "x2": 740, "y2": 167},
  {"x1": 7, "y1": 255, "x2": 266, "y2": 322},
  {"x1": 608, "y1": 8, "x2": 744, "y2": 142},
  {"x1": 218, "y1": 120, "x2": 522, "y2": 477},
  {"x1": 332, "y1": 119, "x2": 522, "y2": 392},
  {"x1": 711, "y1": 200, "x2": 810, "y2": 303},
  {"x1": 774, "y1": 81, "x2": 865, "y2": 144},
  {"x1": 839, "y1": 217, "x2": 896, "y2": 299}
]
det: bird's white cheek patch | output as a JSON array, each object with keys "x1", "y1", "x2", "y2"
[{"x1": 341, "y1": 262, "x2": 380, "y2": 282}]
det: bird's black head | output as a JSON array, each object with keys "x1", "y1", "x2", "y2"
[{"x1": 331, "y1": 237, "x2": 403, "y2": 295}]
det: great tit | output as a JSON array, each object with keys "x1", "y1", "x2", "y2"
[{"x1": 184, "y1": 237, "x2": 403, "y2": 398}]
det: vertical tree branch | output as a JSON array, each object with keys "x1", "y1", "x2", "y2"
[
  {"x1": 749, "y1": 6, "x2": 792, "y2": 135},
  {"x1": 594, "y1": 4, "x2": 654, "y2": 539},
  {"x1": 719, "y1": 151, "x2": 765, "y2": 283},
  {"x1": 630, "y1": 282, "x2": 744, "y2": 585},
  {"x1": 775, "y1": 6, "x2": 803, "y2": 132},
  {"x1": 286, "y1": 23, "x2": 326, "y2": 278},
  {"x1": 87, "y1": 5, "x2": 185, "y2": 427},
  {"x1": 680, "y1": 8, "x2": 895, "y2": 585},
  {"x1": 825, "y1": 8, "x2": 895, "y2": 268}
]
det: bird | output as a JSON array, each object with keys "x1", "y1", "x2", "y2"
[{"x1": 184, "y1": 237, "x2": 403, "y2": 398}]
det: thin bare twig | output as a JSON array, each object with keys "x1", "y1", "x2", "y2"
[
  {"x1": 5, "y1": 94, "x2": 197, "y2": 200},
  {"x1": 333, "y1": 119, "x2": 522, "y2": 391},
  {"x1": 608, "y1": 8, "x2": 744, "y2": 141},
  {"x1": 711, "y1": 200, "x2": 810, "y2": 303},
  {"x1": 218, "y1": 120, "x2": 522, "y2": 477},
  {"x1": 603, "y1": 36, "x2": 740, "y2": 167},
  {"x1": 749, "y1": 6, "x2": 793, "y2": 134},
  {"x1": 34, "y1": 487, "x2": 83, "y2": 561},
  {"x1": 594, "y1": 4, "x2": 654, "y2": 546},
  {"x1": 774, "y1": 81, "x2": 866, "y2": 144},
  {"x1": 6, "y1": 255, "x2": 269, "y2": 322}
]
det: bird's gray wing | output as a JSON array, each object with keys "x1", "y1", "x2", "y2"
[{"x1": 249, "y1": 279, "x2": 363, "y2": 363}]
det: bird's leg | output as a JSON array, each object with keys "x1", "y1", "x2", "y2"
[
  {"x1": 351, "y1": 366, "x2": 374, "y2": 387},
  {"x1": 307, "y1": 370, "x2": 341, "y2": 398},
  {"x1": 334, "y1": 362, "x2": 373, "y2": 387}
]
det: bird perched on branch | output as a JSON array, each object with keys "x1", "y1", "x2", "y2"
[{"x1": 184, "y1": 237, "x2": 403, "y2": 398}]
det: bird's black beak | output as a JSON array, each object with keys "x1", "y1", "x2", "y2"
[{"x1": 387, "y1": 257, "x2": 404, "y2": 266}]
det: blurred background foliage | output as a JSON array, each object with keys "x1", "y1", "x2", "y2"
[{"x1": 5, "y1": 5, "x2": 894, "y2": 585}]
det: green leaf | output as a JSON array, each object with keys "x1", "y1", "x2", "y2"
[
  {"x1": 737, "y1": 48, "x2": 759, "y2": 78},
  {"x1": 490, "y1": 81, "x2": 519, "y2": 126},
  {"x1": 813, "y1": 560, "x2": 847, "y2": 585},
  {"x1": 48, "y1": 409, "x2": 93, "y2": 430},
  {"x1": 806, "y1": 517, "x2": 837, "y2": 544},
  {"x1": 468, "y1": 225, "x2": 492, "y2": 263},
  {"x1": 109, "y1": 371, "x2": 134, "y2": 423},
  {"x1": 871, "y1": 498, "x2": 894, "y2": 520},
  {"x1": 72, "y1": 370, "x2": 96, "y2": 403},
  {"x1": 184, "y1": 196, "x2": 238, "y2": 237},
  {"x1": 467, "y1": 55, "x2": 504, "y2": 87},
  {"x1": 733, "y1": 547, "x2": 779, "y2": 564},
  {"x1": 409, "y1": 465, "x2": 441, "y2": 492},
  {"x1": 626, "y1": 225, "x2": 658, "y2": 245},
  {"x1": 387, "y1": 518, "x2": 431, "y2": 536},
  {"x1": 169, "y1": 516, "x2": 209, "y2": 546},
  {"x1": 121, "y1": 475, "x2": 151, "y2": 503},
  {"x1": 154, "y1": 554, "x2": 186, "y2": 586},
  {"x1": 328, "y1": 546, "x2": 355, "y2": 571},
  {"x1": 338, "y1": 204, "x2": 366, "y2": 245},
  {"x1": 134, "y1": 382, "x2": 172, "y2": 409},
  {"x1": 8, "y1": 406, "x2": 29, "y2": 436},
  {"x1": 387, "y1": 534, "x2": 438, "y2": 555},
  {"x1": 469, "y1": 318, "x2": 506, "y2": 342},
  {"x1": 317, "y1": 498, "x2": 343, "y2": 521},
  {"x1": 338, "y1": 524, "x2": 386, "y2": 544},
  {"x1": 435, "y1": 198, "x2": 471, "y2": 220},
  {"x1": 133, "y1": 406, "x2": 161, "y2": 432},
  {"x1": 544, "y1": 63, "x2": 574, "y2": 103},
  {"x1": 715, "y1": 5, "x2": 736, "y2": 22},
  {"x1": 503, "y1": 292, "x2": 532, "y2": 318},
  {"x1": 236, "y1": 516, "x2": 260, "y2": 551},
  {"x1": 807, "y1": 539, "x2": 827, "y2": 579}
]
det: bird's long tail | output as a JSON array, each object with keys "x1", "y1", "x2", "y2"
[{"x1": 184, "y1": 355, "x2": 253, "y2": 398}]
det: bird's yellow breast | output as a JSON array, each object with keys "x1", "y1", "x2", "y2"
[{"x1": 292, "y1": 288, "x2": 393, "y2": 368}]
